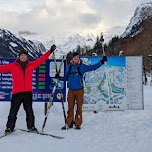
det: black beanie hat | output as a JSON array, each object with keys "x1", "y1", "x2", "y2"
[
  {"x1": 72, "y1": 52, "x2": 79, "y2": 58},
  {"x1": 18, "y1": 50, "x2": 28, "y2": 56}
]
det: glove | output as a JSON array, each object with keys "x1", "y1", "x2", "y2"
[
  {"x1": 100, "y1": 56, "x2": 107, "y2": 64},
  {"x1": 50, "y1": 44, "x2": 56, "y2": 53},
  {"x1": 55, "y1": 73, "x2": 61, "y2": 80}
]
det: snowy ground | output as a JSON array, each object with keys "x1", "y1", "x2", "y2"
[{"x1": 0, "y1": 85, "x2": 152, "y2": 152}]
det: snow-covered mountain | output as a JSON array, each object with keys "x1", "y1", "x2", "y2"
[
  {"x1": 122, "y1": 2, "x2": 152, "y2": 38},
  {"x1": 0, "y1": 23, "x2": 142, "y2": 60},
  {"x1": 0, "y1": 27, "x2": 126, "y2": 59},
  {"x1": 103, "y1": 26, "x2": 126, "y2": 44},
  {"x1": 18, "y1": 32, "x2": 97, "y2": 58},
  {"x1": 19, "y1": 27, "x2": 126, "y2": 58},
  {"x1": 0, "y1": 29, "x2": 45, "y2": 59}
]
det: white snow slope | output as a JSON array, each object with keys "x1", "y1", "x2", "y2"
[{"x1": 0, "y1": 83, "x2": 152, "y2": 152}]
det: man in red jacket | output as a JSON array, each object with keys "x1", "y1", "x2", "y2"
[{"x1": 0, "y1": 44, "x2": 56, "y2": 133}]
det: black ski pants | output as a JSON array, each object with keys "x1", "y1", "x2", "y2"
[{"x1": 6, "y1": 91, "x2": 35, "y2": 130}]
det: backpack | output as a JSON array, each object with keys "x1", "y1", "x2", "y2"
[{"x1": 66, "y1": 64, "x2": 86, "y2": 86}]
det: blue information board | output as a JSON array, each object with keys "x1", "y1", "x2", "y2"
[{"x1": 0, "y1": 58, "x2": 66, "y2": 102}]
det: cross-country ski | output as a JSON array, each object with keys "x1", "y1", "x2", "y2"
[
  {"x1": 19, "y1": 129, "x2": 64, "y2": 139},
  {"x1": 0, "y1": 129, "x2": 17, "y2": 139}
]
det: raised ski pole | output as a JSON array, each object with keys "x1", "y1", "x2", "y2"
[
  {"x1": 41, "y1": 54, "x2": 64, "y2": 133},
  {"x1": 102, "y1": 44, "x2": 114, "y2": 104}
]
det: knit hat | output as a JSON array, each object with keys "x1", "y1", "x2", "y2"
[
  {"x1": 18, "y1": 50, "x2": 28, "y2": 56},
  {"x1": 72, "y1": 52, "x2": 79, "y2": 58}
]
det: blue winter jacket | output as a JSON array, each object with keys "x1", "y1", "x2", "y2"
[{"x1": 62, "y1": 59, "x2": 103, "y2": 90}]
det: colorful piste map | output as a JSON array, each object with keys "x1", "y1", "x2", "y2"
[{"x1": 82, "y1": 56, "x2": 126, "y2": 110}]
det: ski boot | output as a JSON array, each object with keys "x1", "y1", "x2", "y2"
[
  {"x1": 5, "y1": 128, "x2": 13, "y2": 134},
  {"x1": 75, "y1": 125, "x2": 81, "y2": 130},
  {"x1": 28, "y1": 127, "x2": 38, "y2": 132},
  {"x1": 61, "y1": 121, "x2": 73, "y2": 130}
]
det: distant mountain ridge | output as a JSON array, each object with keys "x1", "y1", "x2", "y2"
[
  {"x1": 18, "y1": 27, "x2": 126, "y2": 59},
  {"x1": 0, "y1": 29, "x2": 45, "y2": 59},
  {"x1": 18, "y1": 32, "x2": 97, "y2": 58}
]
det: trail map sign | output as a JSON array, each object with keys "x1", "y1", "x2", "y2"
[
  {"x1": 0, "y1": 56, "x2": 143, "y2": 111},
  {"x1": 82, "y1": 56, "x2": 143, "y2": 111},
  {"x1": 0, "y1": 58, "x2": 66, "y2": 102}
]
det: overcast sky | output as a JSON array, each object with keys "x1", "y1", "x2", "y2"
[{"x1": 0, "y1": 0, "x2": 151, "y2": 35}]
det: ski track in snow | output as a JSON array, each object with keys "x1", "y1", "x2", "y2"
[{"x1": 0, "y1": 85, "x2": 152, "y2": 152}]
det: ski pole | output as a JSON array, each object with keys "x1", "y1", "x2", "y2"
[
  {"x1": 102, "y1": 44, "x2": 114, "y2": 104},
  {"x1": 53, "y1": 53, "x2": 67, "y2": 125},
  {"x1": 41, "y1": 55, "x2": 65, "y2": 133}
]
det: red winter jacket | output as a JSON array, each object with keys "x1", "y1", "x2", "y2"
[{"x1": 0, "y1": 51, "x2": 51, "y2": 94}]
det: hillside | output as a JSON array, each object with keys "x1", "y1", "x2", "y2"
[
  {"x1": 105, "y1": 3, "x2": 152, "y2": 55},
  {"x1": 106, "y1": 16, "x2": 152, "y2": 56}
]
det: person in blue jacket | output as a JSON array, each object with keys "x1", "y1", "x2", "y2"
[{"x1": 56, "y1": 52, "x2": 107, "y2": 130}]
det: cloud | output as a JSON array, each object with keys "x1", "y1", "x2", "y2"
[
  {"x1": 0, "y1": 0, "x2": 146, "y2": 35},
  {"x1": 79, "y1": 13, "x2": 102, "y2": 26}
]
